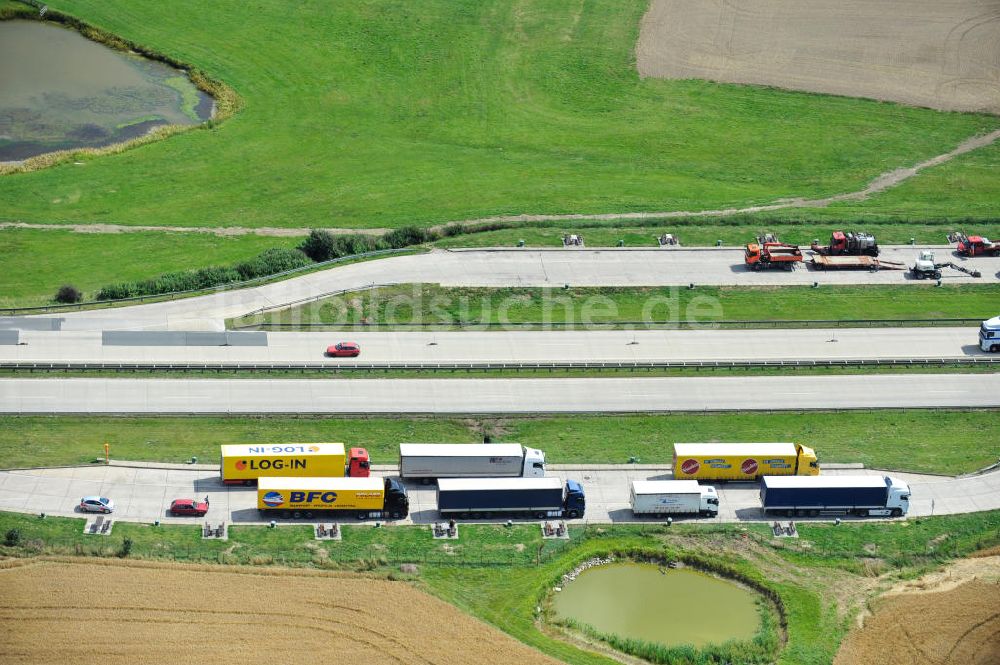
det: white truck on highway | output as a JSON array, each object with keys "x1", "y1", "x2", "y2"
[
  {"x1": 398, "y1": 443, "x2": 546, "y2": 482},
  {"x1": 980, "y1": 315, "x2": 1000, "y2": 352},
  {"x1": 630, "y1": 480, "x2": 718, "y2": 517}
]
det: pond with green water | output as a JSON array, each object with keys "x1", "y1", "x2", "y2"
[
  {"x1": 0, "y1": 19, "x2": 212, "y2": 161},
  {"x1": 552, "y1": 562, "x2": 760, "y2": 648}
]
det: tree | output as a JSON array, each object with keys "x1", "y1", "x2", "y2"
[{"x1": 54, "y1": 284, "x2": 83, "y2": 304}]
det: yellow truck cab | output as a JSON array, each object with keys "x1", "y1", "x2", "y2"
[{"x1": 673, "y1": 443, "x2": 819, "y2": 481}]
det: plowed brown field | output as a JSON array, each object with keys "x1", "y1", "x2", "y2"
[
  {"x1": 637, "y1": 0, "x2": 1000, "y2": 114},
  {"x1": 835, "y1": 557, "x2": 1000, "y2": 665},
  {"x1": 0, "y1": 559, "x2": 560, "y2": 665}
]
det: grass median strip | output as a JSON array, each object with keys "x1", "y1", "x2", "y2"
[
  {"x1": 1, "y1": 409, "x2": 997, "y2": 475},
  {"x1": 234, "y1": 283, "x2": 1000, "y2": 329}
]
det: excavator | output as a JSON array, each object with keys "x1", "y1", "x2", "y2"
[{"x1": 910, "y1": 250, "x2": 981, "y2": 280}]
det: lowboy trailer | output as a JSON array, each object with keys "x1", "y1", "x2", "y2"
[{"x1": 810, "y1": 255, "x2": 904, "y2": 271}]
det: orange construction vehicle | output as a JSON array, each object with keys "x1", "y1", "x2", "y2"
[
  {"x1": 811, "y1": 231, "x2": 879, "y2": 257},
  {"x1": 950, "y1": 232, "x2": 1000, "y2": 257},
  {"x1": 744, "y1": 235, "x2": 803, "y2": 271}
]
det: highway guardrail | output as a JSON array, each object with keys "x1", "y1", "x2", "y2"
[{"x1": 2, "y1": 357, "x2": 997, "y2": 373}]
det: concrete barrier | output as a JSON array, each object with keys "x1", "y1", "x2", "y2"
[{"x1": 101, "y1": 331, "x2": 268, "y2": 347}]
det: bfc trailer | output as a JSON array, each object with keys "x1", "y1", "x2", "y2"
[
  {"x1": 399, "y1": 443, "x2": 546, "y2": 481},
  {"x1": 630, "y1": 480, "x2": 718, "y2": 517},
  {"x1": 436, "y1": 477, "x2": 585, "y2": 519},
  {"x1": 760, "y1": 475, "x2": 910, "y2": 517},
  {"x1": 221, "y1": 443, "x2": 369, "y2": 485},
  {"x1": 673, "y1": 443, "x2": 819, "y2": 482},
  {"x1": 257, "y1": 476, "x2": 409, "y2": 520}
]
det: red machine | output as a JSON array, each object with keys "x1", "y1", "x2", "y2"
[
  {"x1": 951, "y1": 233, "x2": 1000, "y2": 257},
  {"x1": 811, "y1": 231, "x2": 879, "y2": 257},
  {"x1": 745, "y1": 235, "x2": 803, "y2": 271}
]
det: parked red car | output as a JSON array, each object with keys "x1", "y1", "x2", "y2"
[
  {"x1": 326, "y1": 342, "x2": 361, "y2": 357},
  {"x1": 169, "y1": 498, "x2": 209, "y2": 516}
]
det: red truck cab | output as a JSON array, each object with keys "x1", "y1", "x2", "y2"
[
  {"x1": 349, "y1": 447, "x2": 371, "y2": 477},
  {"x1": 957, "y1": 235, "x2": 1000, "y2": 257}
]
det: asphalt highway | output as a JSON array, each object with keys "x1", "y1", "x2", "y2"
[
  {"x1": 1, "y1": 463, "x2": 995, "y2": 525},
  {"x1": 2, "y1": 374, "x2": 997, "y2": 414},
  {"x1": 39, "y1": 246, "x2": 999, "y2": 331},
  {"x1": 1, "y1": 326, "x2": 984, "y2": 365}
]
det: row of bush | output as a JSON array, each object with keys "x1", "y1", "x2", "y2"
[
  {"x1": 298, "y1": 226, "x2": 438, "y2": 262},
  {"x1": 85, "y1": 226, "x2": 438, "y2": 302},
  {"x1": 94, "y1": 247, "x2": 311, "y2": 301}
]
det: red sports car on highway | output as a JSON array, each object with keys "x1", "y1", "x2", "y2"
[
  {"x1": 326, "y1": 342, "x2": 361, "y2": 357},
  {"x1": 169, "y1": 498, "x2": 209, "y2": 516}
]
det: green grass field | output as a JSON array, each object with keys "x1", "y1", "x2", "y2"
[
  {"x1": 0, "y1": 228, "x2": 300, "y2": 307},
  {"x1": 2, "y1": 410, "x2": 997, "y2": 475},
  {"x1": 243, "y1": 283, "x2": 1000, "y2": 327},
  {"x1": 1, "y1": 0, "x2": 997, "y2": 231}
]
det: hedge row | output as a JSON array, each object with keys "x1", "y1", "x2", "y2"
[
  {"x1": 94, "y1": 226, "x2": 438, "y2": 301},
  {"x1": 95, "y1": 247, "x2": 310, "y2": 300}
]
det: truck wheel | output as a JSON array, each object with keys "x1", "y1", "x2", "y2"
[
  {"x1": 808, "y1": 510, "x2": 819, "y2": 517},
  {"x1": 292, "y1": 511, "x2": 303, "y2": 519},
  {"x1": 991, "y1": 344, "x2": 999, "y2": 353},
  {"x1": 535, "y1": 512, "x2": 546, "y2": 519},
  {"x1": 357, "y1": 511, "x2": 367, "y2": 520},
  {"x1": 567, "y1": 510, "x2": 580, "y2": 519},
  {"x1": 244, "y1": 480, "x2": 254, "y2": 487},
  {"x1": 304, "y1": 511, "x2": 314, "y2": 519},
  {"x1": 389, "y1": 511, "x2": 401, "y2": 520},
  {"x1": 784, "y1": 510, "x2": 793, "y2": 518},
  {"x1": 891, "y1": 508, "x2": 902, "y2": 517}
]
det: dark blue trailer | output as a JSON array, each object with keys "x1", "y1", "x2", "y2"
[
  {"x1": 760, "y1": 475, "x2": 910, "y2": 517},
  {"x1": 437, "y1": 477, "x2": 585, "y2": 519}
]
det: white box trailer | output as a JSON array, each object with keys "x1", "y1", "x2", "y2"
[
  {"x1": 398, "y1": 443, "x2": 545, "y2": 481},
  {"x1": 630, "y1": 480, "x2": 718, "y2": 517}
]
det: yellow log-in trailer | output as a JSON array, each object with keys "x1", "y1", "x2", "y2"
[
  {"x1": 672, "y1": 443, "x2": 819, "y2": 481},
  {"x1": 220, "y1": 443, "x2": 347, "y2": 484}
]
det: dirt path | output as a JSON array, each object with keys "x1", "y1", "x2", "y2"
[
  {"x1": 0, "y1": 222, "x2": 384, "y2": 237},
  {"x1": 3, "y1": 128, "x2": 999, "y2": 237}
]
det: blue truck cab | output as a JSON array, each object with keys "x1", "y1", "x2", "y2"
[{"x1": 564, "y1": 479, "x2": 586, "y2": 519}]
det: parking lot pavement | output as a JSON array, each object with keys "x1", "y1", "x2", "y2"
[{"x1": 1, "y1": 463, "x2": 995, "y2": 526}]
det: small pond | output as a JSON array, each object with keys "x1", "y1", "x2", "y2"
[
  {"x1": 552, "y1": 562, "x2": 760, "y2": 648},
  {"x1": 0, "y1": 19, "x2": 213, "y2": 161}
]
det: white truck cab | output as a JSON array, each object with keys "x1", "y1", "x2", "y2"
[
  {"x1": 883, "y1": 477, "x2": 911, "y2": 516},
  {"x1": 522, "y1": 447, "x2": 546, "y2": 477},
  {"x1": 981, "y1": 315, "x2": 1000, "y2": 352}
]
